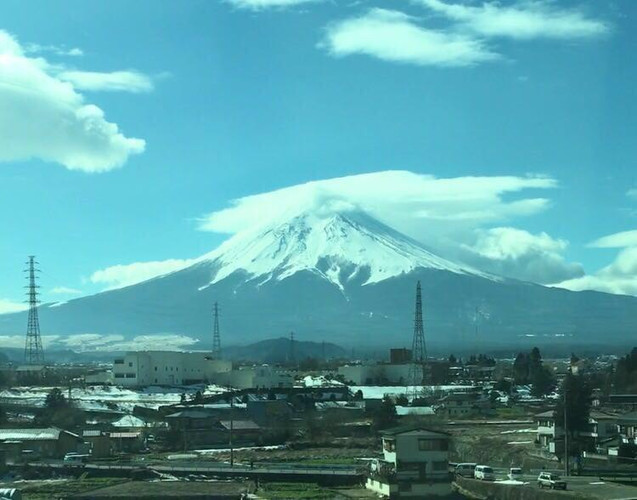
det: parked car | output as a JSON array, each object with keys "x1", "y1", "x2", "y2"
[
  {"x1": 537, "y1": 472, "x2": 567, "y2": 490},
  {"x1": 455, "y1": 463, "x2": 477, "y2": 477},
  {"x1": 63, "y1": 453, "x2": 89, "y2": 464},
  {"x1": 474, "y1": 465, "x2": 495, "y2": 481},
  {"x1": 508, "y1": 467, "x2": 523, "y2": 480}
]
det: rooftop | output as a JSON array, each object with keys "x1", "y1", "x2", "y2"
[
  {"x1": 0, "y1": 428, "x2": 80, "y2": 441},
  {"x1": 381, "y1": 425, "x2": 450, "y2": 437},
  {"x1": 219, "y1": 420, "x2": 260, "y2": 431}
]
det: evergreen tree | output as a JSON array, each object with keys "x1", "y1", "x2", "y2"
[
  {"x1": 373, "y1": 395, "x2": 397, "y2": 430},
  {"x1": 555, "y1": 372, "x2": 593, "y2": 458},
  {"x1": 45, "y1": 388, "x2": 67, "y2": 409}
]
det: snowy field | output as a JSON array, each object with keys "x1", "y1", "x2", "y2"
[{"x1": 0, "y1": 384, "x2": 226, "y2": 413}]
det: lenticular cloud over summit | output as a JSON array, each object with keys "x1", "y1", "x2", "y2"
[{"x1": 198, "y1": 170, "x2": 556, "y2": 242}]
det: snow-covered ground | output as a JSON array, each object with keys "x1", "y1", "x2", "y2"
[
  {"x1": 396, "y1": 405, "x2": 434, "y2": 416},
  {"x1": 351, "y1": 385, "x2": 475, "y2": 400},
  {"x1": 0, "y1": 384, "x2": 226, "y2": 413},
  {"x1": 300, "y1": 375, "x2": 344, "y2": 388}
]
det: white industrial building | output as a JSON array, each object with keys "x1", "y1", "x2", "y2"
[
  {"x1": 113, "y1": 351, "x2": 232, "y2": 387},
  {"x1": 112, "y1": 351, "x2": 293, "y2": 389},
  {"x1": 214, "y1": 365, "x2": 294, "y2": 389}
]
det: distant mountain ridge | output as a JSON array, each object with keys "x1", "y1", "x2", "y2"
[{"x1": 1, "y1": 208, "x2": 637, "y2": 350}]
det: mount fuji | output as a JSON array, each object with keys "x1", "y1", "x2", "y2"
[{"x1": 2, "y1": 208, "x2": 637, "y2": 351}]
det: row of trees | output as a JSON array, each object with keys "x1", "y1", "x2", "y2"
[
  {"x1": 613, "y1": 347, "x2": 637, "y2": 393},
  {"x1": 512, "y1": 347, "x2": 556, "y2": 397}
]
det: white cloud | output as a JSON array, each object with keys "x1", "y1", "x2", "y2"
[
  {"x1": 460, "y1": 227, "x2": 583, "y2": 283},
  {"x1": 0, "y1": 299, "x2": 28, "y2": 314},
  {"x1": 321, "y1": 8, "x2": 499, "y2": 67},
  {"x1": 227, "y1": 0, "x2": 321, "y2": 9},
  {"x1": 198, "y1": 171, "x2": 556, "y2": 239},
  {"x1": 90, "y1": 258, "x2": 198, "y2": 290},
  {"x1": 554, "y1": 230, "x2": 637, "y2": 296},
  {"x1": 418, "y1": 0, "x2": 609, "y2": 40},
  {"x1": 0, "y1": 30, "x2": 145, "y2": 172},
  {"x1": 626, "y1": 188, "x2": 637, "y2": 201},
  {"x1": 50, "y1": 286, "x2": 82, "y2": 295},
  {"x1": 59, "y1": 70, "x2": 154, "y2": 93}
]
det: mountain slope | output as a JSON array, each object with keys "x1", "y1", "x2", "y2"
[{"x1": 1, "y1": 209, "x2": 636, "y2": 350}]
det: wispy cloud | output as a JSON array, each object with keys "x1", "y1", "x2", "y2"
[
  {"x1": 0, "y1": 299, "x2": 28, "y2": 314},
  {"x1": 417, "y1": 0, "x2": 610, "y2": 40},
  {"x1": 90, "y1": 258, "x2": 198, "y2": 290},
  {"x1": 50, "y1": 286, "x2": 83, "y2": 295},
  {"x1": 198, "y1": 170, "x2": 556, "y2": 235},
  {"x1": 59, "y1": 70, "x2": 154, "y2": 93},
  {"x1": 461, "y1": 226, "x2": 583, "y2": 284},
  {"x1": 0, "y1": 30, "x2": 146, "y2": 172},
  {"x1": 627, "y1": 188, "x2": 637, "y2": 201},
  {"x1": 321, "y1": 9, "x2": 499, "y2": 67},
  {"x1": 227, "y1": 0, "x2": 321, "y2": 9},
  {"x1": 25, "y1": 43, "x2": 84, "y2": 57}
]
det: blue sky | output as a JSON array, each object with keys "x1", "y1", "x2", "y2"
[{"x1": 0, "y1": 0, "x2": 636, "y2": 312}]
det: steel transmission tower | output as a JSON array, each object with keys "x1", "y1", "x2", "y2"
[
  {"x1": 212, "y1": 302, "x2": 221, "y2": 358},
  {"x1": 408, "y1": 281, "x2": 427, "y2": 398},
  {"x1": 24, "y1": 256, "x2": 44, "y2": 365},
  {"x1": 288, "y1": 332, "x2": 295, "y2": 366},
  {"x1": 412, "y1": 281, "x2": 427, "y2": 363}
]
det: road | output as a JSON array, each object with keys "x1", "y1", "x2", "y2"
[{"x1": 468, "y1": 468, "x2": 637, "y2": 499}]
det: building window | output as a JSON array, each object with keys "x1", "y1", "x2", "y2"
[
  {"x1": 383, "y1": 439, "x2": 396, "y2": 452},
  {"x1": 155, "y1": 378, "x2": 157, "y2": 383},
  {"x1": 128, "y1": 362, "x2": 133, "y2": 367},
  {"x1": 125, "y1": 373, "x2": 136, "y2": 378},
  {"x1": 114, "y1": 359, "x2": 124, "y2": 364},
  {"x1": 114, "y1": 374, "x2": 125, "y2": 378},
  {"x1": 418, "y1": 439, "x2": 448, "y2": 451},
  {"x1": 154, "y1": 367, "x2": 157, "y2": 371}
]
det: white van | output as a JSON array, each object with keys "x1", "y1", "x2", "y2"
[
  {"x1": 474, "y1": 465, "x2": 495, "y2": 481},
  {"x1": 63, "y1": 453, "x2": 89, "y2": 464},
  {"x1": 455, "y1": 463, "x2": 477, "y2": 477}
]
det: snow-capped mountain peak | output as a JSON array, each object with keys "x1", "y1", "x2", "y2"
[{"x1": 199, "y1": 209, "x2": 493, "y2": 290}]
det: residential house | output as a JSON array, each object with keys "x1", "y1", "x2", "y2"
[
  {"x1": 83, "y1": 430, "x2": 113, "y2": 458},
  {"x1": 0, "y1": 428, "x2": 83, "y2": 460},
  {"x1": 617, "y1": 411, "x2": 637, "y2": 444},
  {"x1": 110, "y1": 431, "x2": 144, "y2": 453},
  {"x1": 367, "y1": 425, "x2": 451, "y2": 498},
  {"x1": 535, "y1": 409, "x2": 619, "y2": 455},
  {"x1": 436, "y1": 393, "x2": 489, "y2": 419}
]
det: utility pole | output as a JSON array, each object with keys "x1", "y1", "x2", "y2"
[
  {"x1": 24, "y1": 256, "x2": 44, "y2": 365},
  {"x1": 229, "y1": 387, "x2": 234, "y2": 467},
  {"x1": 563, "y1": 388, "x2": 569, "y2": 476},
  {"x1": 289, "y1": 332, "x2": 295, "y2": 367}
]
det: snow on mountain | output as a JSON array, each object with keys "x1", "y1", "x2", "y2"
[{"x1": 198, "y1": 209, "x2": 495, "y2": 291}]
